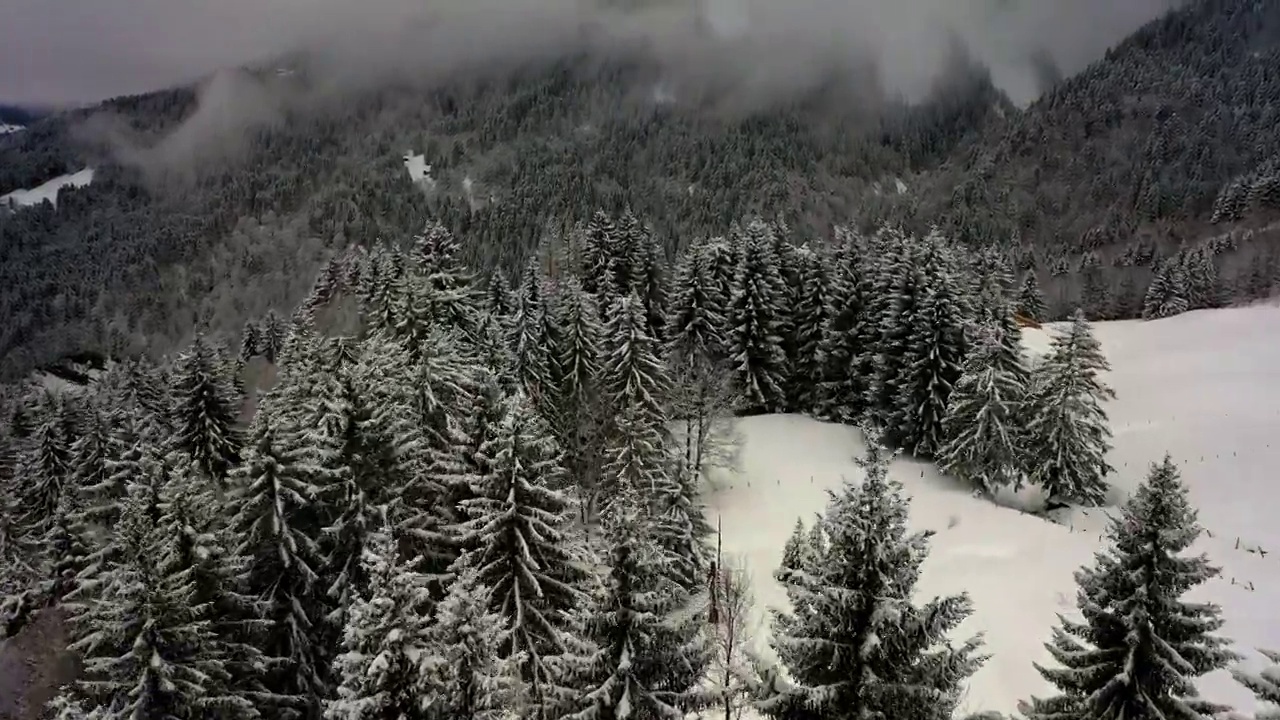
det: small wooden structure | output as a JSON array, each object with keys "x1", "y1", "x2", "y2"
[{"x1": 1013, "y1": 312, "x2": 1042, "y2": 329}]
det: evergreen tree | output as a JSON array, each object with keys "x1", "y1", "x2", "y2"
[
  {"x1": 890, "y1": 280, "x2": 968, "y2": 458},
  {"x1": 156, "y1": 467, "x2": 269, "y2": 717},
  {"x1": 816, "y1": 237, "x2": 870, "y2": 422},
  {"x1": 665, "y1": 242, "x2": 728, "y2": 366},
  {"x1": 937, "y1": 330, "x2": 1029, "y2": 495},
  {"x1": 1142, "y1": 262, "x2": 1189, "y2": 320},
  {"x1": 865, "y1": 230, "x2": 924, "y2": 426},
  {"x1": 15, "y1": 393, "x2": 74, "y2": 538},
  {"x1": 228, "y1": 407, "x2": 334, "y2": 716},
  {"x1": 569, "y1": 491, "x2": 711, "y2": 720},
  {"x1": 67, "y1": 482, "x2": 247, "y2": 719},
  {"x1": 1017, "y1": 272, "x2": 1047, "y2": 322},
  {"x1": 601, "y1": 292, "x2": 670, "y2": 424},
  {"x1": 761, "y1": 431, "x2": 985, "y2": 720},
  {"x1": 725, "y1": 220, "x2": 789, "y2": 415},
  {"x1": 510, "y1": 259, "x2": 558, "y2": 409},
  {"x1": 318, "y1": 345, "x2": 419, "y2": 630},
  {"x1": 453, "y1": 395, "x2": 589, "y2": 715},
  {"x1": 1024, "y1": 310, "x2": 1115, "y2": 506},
  {"x1": 550, "y1": 278, "x2": 605, "y2": 495},
  {"x1": 1020, "y1": 456, "x2": 1237, "y2": 720},
  {"x1": 1233, "y1": 650, "x2": 1280, "y2": 720},
  {"x1": 325, "y1": 524, "x2": 436, "y2": 720},
  {"x1": 171, "y1": 336, "x2": 242, "y2": 488},
  {"x1": 420, "y1": 569, "x2": 525, "y2": 720},
  {"x1": 791, "y1": 245, "x2": 830, "y2": 414}
]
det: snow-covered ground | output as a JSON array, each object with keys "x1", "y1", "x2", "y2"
[
  {"x1": 403, "y1": 152, "x2": 436, "y2": 189},
  {"x1": 0, "y1": 168, "x2": 95, "y2": 209},
  {"x1": 0, "y1": 123, "x2": 23, "y2": 134},
  {"x1": 705, "y1": 304, "x2": 1280, "y2": 716}
]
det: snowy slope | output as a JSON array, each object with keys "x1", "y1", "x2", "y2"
[
  {"x1": 0, "y1": 123, "x2": 23, "y2": 134},
  {"x1": 705, "y1": 304, "x2": 1280, "y2": 716},
  {"x1": 0, "y1": 168, "x2": 95, "y2": 209}
]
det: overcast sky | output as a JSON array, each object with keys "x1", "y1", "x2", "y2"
[{"x1": 0, "y1": 0, "x2": 1183, "y2": 108}]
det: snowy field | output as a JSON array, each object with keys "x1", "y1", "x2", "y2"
[
  {"x1": 0, "y1": 168, "x2": 95, "y2": 209},
  {"x1": 0, "y1": 123, "x2": 23, "y2": 134},
  {"x1": 705, "y1": 303, "x2": 1280, "y2": 716}
]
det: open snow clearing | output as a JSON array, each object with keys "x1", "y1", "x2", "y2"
[{"x1": 705, "y1": 303, "x2": 1280, "y2": 717}]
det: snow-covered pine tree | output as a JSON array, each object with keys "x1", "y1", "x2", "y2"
[
  {"x1": 411, "y1": 221, "x2": 481, "y2": 335},
  {"x1": 581, "y1": 209, "x2": 620, "y2": 298},
  {"x1": 550, "y1": 277, "x2": 606, "y2": 494},
  {"x1": 601, "y1": 292, "x2": 671, "y2": 426},
  {"x1": 762, "y1": 430, "x2": 985, "y2": 720},
  {"x1": 568, "y1": 488, "x2": 711, "y2": 720},
  {"x1": 627, "y1": 219, "x2": 668, "y2": 342},
  {"x1": 864, "y1": 228, "x2": 924, "y2": 426},
  {"x1": 156, "y1": 465, "x2": 270, "y2": 716},
  {"x1": 1142, "y1": 260, "x2": 1190, "y2": 320},
  {"x1": 14, "y1": 392, "x2": 74, "y2": 538},
  {"x1": 67, "y1": 480, "x2": 248, "y2": 718},
  {"x1": 171, "y1": 335, "x2": 242, "y2": 488},
  {"x1": 325, "y1": 523, "x2": 436, "y2": 720},
  {"x1": 937, "y1": 329, "x2": 1028, "y2": 496},
  {"x1": 259, "y1": 309, "x2": 287, "y2": 364},
  {"x1": 791, "y1": 245, "x2": 830, "y2": 414},
  {"x1": 816, "y1": 234, "x2": 870, "y2": 422},
  {"x1": 511, "y1": 258, "x2": 558, "y2": 410},
  {"x1": 1233, "y1": 650, "x2": 1280, "y2": 720},
  {"x1": 890, "y1": 280, "x2": 969, "y2": 458},
  {"x1": 228, "y1": 406, "x2": 334, "y2": 715},
  {"x1": 1020, "y1": 455, "x2": 1237, "y2": 720},
  {"x1": 420, "y1": 568, "x2": 525, "y2": 720},
  {"x1": 452, "y1": 393, "x2": 590, "y2": 715},
  {"x1": 774, "y1": 518, "x2": 813, "y2": 587},
  {"x1": 317, "y1": 342, "x2": 420, "y2": 630},
  {"x1": 1018, "y1": 271, "x2": 1048, "y2": 322},
  {"x1": 665, "y1": 241, "x2": 728, "y2": 367},
  {"x1": 1024, "y1": 309, "x2": 1115, "y2": 506},
  {"x1": 725, "y1": 220, "x2": 789, "y2": 415}
]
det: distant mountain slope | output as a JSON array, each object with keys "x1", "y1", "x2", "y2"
[
  {"x1": 0, "y1": 50, "x2": 1007, "y2": 382},
  {"x1": 895, "y1": 0, "x2": 1280, "y2": 256}
]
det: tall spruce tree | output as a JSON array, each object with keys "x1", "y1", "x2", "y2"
[
  {"x1": 568, "y1": 489, "x2": 711, "y2": 720},
  {"x1": 1024, "y1": 310, "x2": 1115, "y2": 506},
  {"x1": 1017, "y1": 273, "x2": 1047, "y2": 322},
  {"x1": 1020, "y1": 456, "x2": 1237, "y2": 720},
  {"x1": 890, "y1": 280, "x2": 969, "y2": 458},
  {"x1": 550, "y1": 278, "x2": 606, "y2": 496},
  {"x1": 155, "y1": 467, "x2": 269, "y2": 717},
  {"x1": 420, "y1": 568, "x2": 525, "y2": 720},
  {"x1": 453, "y1": 394, "x2": 589, "y2": 716},
  {"x1": 67, "y1": 481, "x2": 247, "y2": 719},
  {"x1": 725, "y1": 220, "x2": 789, "y2": 415},
  {"x1": 762, "y1": 430, "x2": 985, "y2": 720},
  {"x1": 937, "y1": 329, "x2": 1029, "y2": 495},
  {"x1": 791, "y1": 245, "x2": 830, "y2": 414},
  {"x1": 171, "y1": 336, "x2": 242, "y2": 488},
  {"x1": 665, "y1": 242, "x2": 728, "y2": 366},
  {"x1": 816, "y1": 236, "x2": 870, "y2": 422},
  {"x1": 325, "y1": 523, "x2": 436, "y2": 720},
  {"x1": 228, "y1": 406, "x2": 335, "y2": 715}
]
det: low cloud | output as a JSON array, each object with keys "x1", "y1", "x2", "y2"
[{"x1": 1, "y1": 0, "x2": 1185, "y2": 109}]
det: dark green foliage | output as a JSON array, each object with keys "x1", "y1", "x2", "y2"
[{"x1": 1021, "y1": 456, "x2": 1237, "y2": 720}]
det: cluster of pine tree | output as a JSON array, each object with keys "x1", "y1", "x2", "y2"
[{"x1": 4, "y1": 208, "x2": 1274, "y2": 720}]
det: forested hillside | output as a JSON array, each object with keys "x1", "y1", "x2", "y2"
[{"x1": 1, "y1": 0, "x2": 1279, "y2": 387}]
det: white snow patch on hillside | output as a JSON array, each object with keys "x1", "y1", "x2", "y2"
[
  {"x1": 0, "y1": 123, "x2": 23, "y2": 134},
  {"x1": 403, "y1": 152, "x2": 436, "y2": 189},
  {"x1": 0, "y1": 168, "x2": 95, "y2": 209},
  {"x1": 706, "y1": 304, "x2": 1280, "y2": 716}
]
